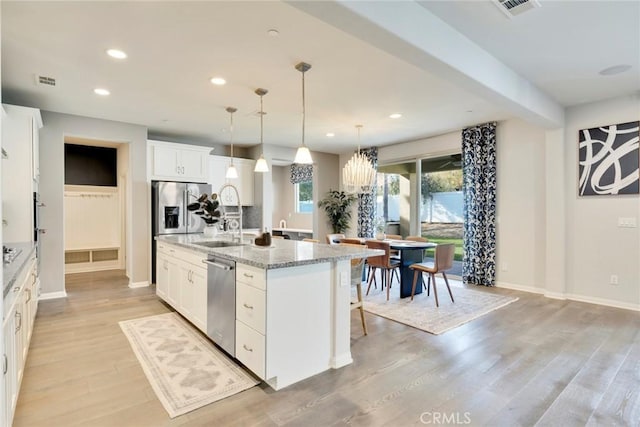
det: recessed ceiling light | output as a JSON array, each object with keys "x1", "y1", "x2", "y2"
[
  {"x1": 106, "y1": 48, "x2": 127, "y2": 59},
  {"x1": 389, "y1": 113, "x2": 402, "y2": 119},
  {"x1": 326, "y1": 132, "x2": 335, "y2": 137},
  {"x1": 267, "y1": 29, "x2": 280, "y2": 37},
  {"x1": 599, "y1": 64, "x2": 632, "y2": 76},
  {"x1": 210, "y1": 77, "x2": 226, "y2": 86},
  {"x1": 94, "y1": 88, "x2": 110, "y2": 96}
]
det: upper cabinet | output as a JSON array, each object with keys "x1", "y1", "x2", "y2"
[
  {"x1": 208, "y1": 155, "x2": 255, "y2": 206},
  {"x1": 1, "y1": 104, "x2": 42, "y2": 243},
  {"x1": 148, "y1": 140, "x2": 210, "y2": 183}
]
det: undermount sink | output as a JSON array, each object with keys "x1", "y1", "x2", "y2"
[{"x1": 193, "y1": 240, "x2": 246, "y2": 248}]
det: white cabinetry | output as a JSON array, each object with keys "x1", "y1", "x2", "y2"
[
  {"x1": 155, "y1": 243, "x2": 207, "y2": 332},
  {"x1": 208, "y1": 155, "x2": 255, "y2": 205},
  {"x1": 148, "y1": 140, "x2": 209, "y2": 183},
  {"x1": 235, "y1": 261, "x2": 331, "y2": 390},
  {"x1": 1, "y1": 104, "x2": 42, "y2": 242},
  {"x1": 2, "y1": 255, "x2": 38, "y2": 427}
]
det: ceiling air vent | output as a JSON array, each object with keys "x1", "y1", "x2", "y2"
[
  {"x1": 493, "y1": 0, "x2": 540, "y2": 18},
  {"x1": 35, "y1": 75, "x2": 56, "y2": 87}
]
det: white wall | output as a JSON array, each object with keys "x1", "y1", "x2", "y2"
[
  {"x1": 563, "y1": 94, "x2": 640, "y2": 309},
  {"x1": 39, "y1": 112, "x2": 148, "y2": 295},
  {"x1": 495, "y1": 118, "x2": 547, "y2": 290},
  {"x1": 362, "y1": 99, "x2": 640, "y2": 310}
]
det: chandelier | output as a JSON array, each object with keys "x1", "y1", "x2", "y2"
[{"x1": 343, "y1": 125, "x2": 376, "y2": 193}]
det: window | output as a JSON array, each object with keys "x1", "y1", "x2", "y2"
[{"x1": 295, "y1": 181, "x2": 313, "y2": 213}]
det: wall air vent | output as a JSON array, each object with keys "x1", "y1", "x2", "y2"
[
  {"x1": 493, "y1": 0, "x2": 540, "y2": 18},
  {"x1": 35, "y1": 75, "x2": 56, "y2": 87}
]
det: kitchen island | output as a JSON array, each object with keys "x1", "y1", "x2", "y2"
[{"x1": 155, "y1": 234, "x2": 381, "y2": 390}]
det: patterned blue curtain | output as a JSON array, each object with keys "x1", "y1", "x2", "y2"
[
  {"x1": 462, "y1": 122, "x2": 497, "y2": 286},
  {"x1": 357, "y1": 147, "x2": 378, "y2": 238},
  {"x1": 290, "y1": 163, "x2": 313, "y2": 184}
]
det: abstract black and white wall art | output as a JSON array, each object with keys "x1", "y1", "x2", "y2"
[{"x1": 578, "y1": 121, "x2": 640, "y2": 196}]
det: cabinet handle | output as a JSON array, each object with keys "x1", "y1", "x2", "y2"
[
  {"x1": 243, "y1": 303, "x2": 254, "y2": 310},
  {"x1": 243, "y1": 344, "x2": 253, "y2": 353},
  {"x1": 2, "y1": 354, "x2": 7, "y2": 375},
  {"x1": 243, "y1": 273, "x2": 254, "y2": 279},
  {"x1": 176, "y1": 166, "x2": 181, "y2": 174},
  {"x1": 13, "y1": 286, "x2": 20, "y2": 293},
  {"x1": 26, "y1": 289, "x2": 32, "y2": 303},
  {"x1": 15, "y1": 311, "x2": 22, "y2": 333}
]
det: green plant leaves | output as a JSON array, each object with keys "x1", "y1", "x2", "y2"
[{"x1": 318, "y1": 190, "x2": 357, "y2": 234}]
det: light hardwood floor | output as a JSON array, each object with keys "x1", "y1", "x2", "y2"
[{"x1": 13, "y1": 270, "x2": 640, "y2": 426}]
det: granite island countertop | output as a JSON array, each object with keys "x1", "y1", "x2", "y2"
[{"x1": 157, "y1": 234, "x2": 383, "y2": 270}]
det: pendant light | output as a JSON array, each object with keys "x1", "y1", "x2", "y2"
[
  {"x1": 225, "y1": 106, "x2": 238, "y2": 179},
  {"x1": 293, "y1": 62, "x2": 313, "y2": 164},
  {"x1": 343, "y1": 125, "x2": 376, "y2": 194},
  {"x1": 254, "y1": 88, "x2": 269, "y2": 173}
]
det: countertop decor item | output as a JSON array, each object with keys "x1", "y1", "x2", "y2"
[
  {"x1": 343, "y1": 125, "x2": 376, "y2": 194},
  {"x1": 318, "y1": 189, "x2": 357, "y2": 234},
  {"x1": 187, "y1": 192, "x2": 221, "y2": 225}
]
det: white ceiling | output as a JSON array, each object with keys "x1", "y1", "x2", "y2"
[{"x1": 2, "y1": 1, "x2": 638, "y2": 155}]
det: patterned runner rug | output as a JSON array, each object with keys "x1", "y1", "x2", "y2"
[
  {"x1": 362, "y1": 281, "x2": 518, "y2": 335},
  {"x1": 119, "y1": 312, "x2": 258, "y2": 418}
]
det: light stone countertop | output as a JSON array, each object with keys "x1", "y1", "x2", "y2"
[
  {"x1": 3, "y1": 241, "x2": 36, "y2": 321},
  {"x1": 157, "y1": 233, "x2": 383, "y2": 270}
]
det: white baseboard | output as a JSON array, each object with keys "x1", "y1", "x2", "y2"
[
  {"x1": 495, "y1": 281, "x2": 544, "y2": 294},
  {"x1": 40, "y1": 291, "x2": 68, "y2": 300},
  {"x1": 565, "y1": 293, "x2": 640, "y2": 312},
  {"x1": 496, "y1": 281, "x2": 639, "y2": 311},
  {"x1": 128, "y1": 280, "x2": 149, "y2": 288},
  {"x1": 544, "y1": 291, "x2": 567, "y2": 300},
  {"x1": 330, "y1": 354, "x2": 353, "y2": 369}
]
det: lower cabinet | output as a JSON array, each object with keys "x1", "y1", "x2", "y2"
[
  {"x1": 156, "y1": 244, "x2": 207, "y2": 333},
  {"x1": 156, "y1": 243, "x2": 333, "y2": 391},
  {"x1": 235, "y1": 261, "x2": 331, "y2": 390},
  {"x1": 3, "y1": 255, "x2": 38, "y2": 427}
]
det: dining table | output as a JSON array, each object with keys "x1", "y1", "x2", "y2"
[
  {"x1": 339, "y1": 237, "x2": 436, "y2": 298},
  {"x1": 386, "y1": 240, "x2": 436, "y2": 298}
]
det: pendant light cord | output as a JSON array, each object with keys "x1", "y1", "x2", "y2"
[
  {"x1": 301, "y1": 70, "x2": 306, "y2": 148},
  {"x1": 260, "y1": 94, "x2": 264, "y2": 144},
  {"x1": 230, "y1": 111, "x2": 234, "y2": 161}
]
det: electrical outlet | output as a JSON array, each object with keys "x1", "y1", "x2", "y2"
[
  {"x1": 610, "y1": 275, "x2": 619, "y2": 285},
  {"x1": 501, "y1": 262, "x2": 508, "y2": 272},
  {"x1": 618, "y1": 217, "x2": 637, "y2": 228},
  {"x1": 340, "y1": 272, "x2": 349, "y2": 287}
]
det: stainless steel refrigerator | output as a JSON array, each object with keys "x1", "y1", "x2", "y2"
[{"x1": 151, "y1": 181, "x2": 212, "y2": 283}]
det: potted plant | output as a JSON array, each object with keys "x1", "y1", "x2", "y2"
[
  {"x1": 318, "y1": 190, "x2": 357, "y2": 234},
  {"x1": 374, "y1": 217, "x2": 387, "y2": 240},
  {"x1": 187, "y1": 193, "x2": 222, "y2": 235}
]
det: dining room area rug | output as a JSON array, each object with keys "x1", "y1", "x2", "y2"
[
  {"x1": 119, "y1": 312, "x2": 258, "y2": 418},
  {"x1": 362, "y1": 280, "x2": 518, "y2": 335}
]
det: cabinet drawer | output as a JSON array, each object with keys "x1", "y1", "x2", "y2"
[
  {"x1": 173, "y1": 247, "x2": 207, "y2": 268},
  {"x1": 156, "y1": 242, "x2": 176, "y2": 256},
  {"x1": 236, "y1": 282, "x2": 266, "y2": 334},
  {"x1": 236, "y1": 320, "x2": 265, "y2": 379},
  {"x1": 236, "y1": 263, "x2": 266, "y2": 290}
]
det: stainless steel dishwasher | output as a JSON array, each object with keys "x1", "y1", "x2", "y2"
[{"x1": 203, "y1": 256, "x2": 236, "y2": 356}]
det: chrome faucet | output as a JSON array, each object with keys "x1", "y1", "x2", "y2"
[{"x1": 218, "y1": 183, "x2": 243, "y2": 243}]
